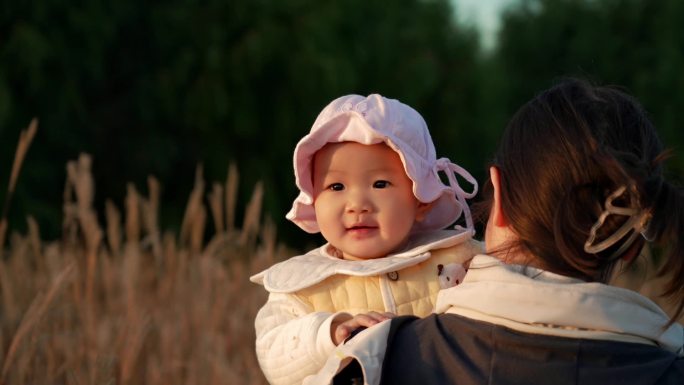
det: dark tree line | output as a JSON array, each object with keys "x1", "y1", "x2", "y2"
[{"x1": 0, "y1": 0, "x2": 682, "y2": 247}]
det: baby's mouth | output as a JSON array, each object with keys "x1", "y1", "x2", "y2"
[{"x1": 346, "y1": 225, "x2": 378, "y2": 235}]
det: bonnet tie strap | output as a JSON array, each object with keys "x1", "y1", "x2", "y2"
[{"x1": 435, "y1": 158, "x2": 478, "y2": 233}]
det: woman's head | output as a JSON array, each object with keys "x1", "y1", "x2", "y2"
[{"x1": 482, "y1": 78, "x2": 683, "y2": 317}]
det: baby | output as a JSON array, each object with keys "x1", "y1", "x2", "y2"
[{"x1": 250, "y1": 94, "x2": 482, "y2": 385}]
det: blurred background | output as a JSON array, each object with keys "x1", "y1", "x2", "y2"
[{"x1": 2, "y1": 0, "x2": 683, "y2": 250}]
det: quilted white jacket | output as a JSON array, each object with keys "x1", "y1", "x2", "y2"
[{"x1": 250, "y1": 229, "x2": 480, "y2": 385}]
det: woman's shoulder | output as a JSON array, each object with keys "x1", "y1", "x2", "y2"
[{"x1": 381, "y1": 314, "x2": 684, "y2": 385}]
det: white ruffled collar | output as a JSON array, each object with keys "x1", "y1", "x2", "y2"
[{"x1": 250, "y1": 229, "x2": 473, "y2": 293}]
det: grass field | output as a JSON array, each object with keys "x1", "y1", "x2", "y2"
[
  {"x1": 0, "y1": 122, "x2": 282, "y2": 384},
  {"x1": 0, "y1": 122, "x2": 680, "y2": 384}
]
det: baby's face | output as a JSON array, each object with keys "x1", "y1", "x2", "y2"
[{"x1": 312, "y1": 142, "x2": 426, "y2": 260}]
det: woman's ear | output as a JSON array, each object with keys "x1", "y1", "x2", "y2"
[{"x1": 489, "y1": 166, "x2": 508, "y2": 227}]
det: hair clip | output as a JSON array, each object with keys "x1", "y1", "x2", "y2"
[{"x1": 584, "y1": 185, "x2": 651, "y2": 260}]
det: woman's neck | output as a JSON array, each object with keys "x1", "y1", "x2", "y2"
[{"x1": 485, "y1": 220, "x2": 543, "y2": 267}]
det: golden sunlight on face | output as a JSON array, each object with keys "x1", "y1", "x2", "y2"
[{"x1": 312, "y1": 142, "x2": 423, "y2": 260}]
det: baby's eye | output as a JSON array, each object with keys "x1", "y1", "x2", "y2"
[
  {"x1": 373, "y1": 180, "x2": 390, "y2": 189},
  {"x1": 327, "y1": 183, "x2": 344, "y2": 191}
]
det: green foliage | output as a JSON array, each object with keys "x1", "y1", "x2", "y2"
[
  {"x1": 496, "y1": 0, "x2": 684, "y2": 177},
  {"x1": 0, "y1": 0, "x2": 682, "y2": 248},
  {"x1": 0, "y1": 0, "x2": 482, "y2": 246}
]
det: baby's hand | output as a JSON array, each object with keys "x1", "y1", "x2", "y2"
[{"x1": 331, "y1": 311, "x2": 395, "y2": 346}]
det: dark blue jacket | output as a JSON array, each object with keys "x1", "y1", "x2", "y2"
[{"x1": 378, "y1": 314, "x2": 684, "y2": 385}]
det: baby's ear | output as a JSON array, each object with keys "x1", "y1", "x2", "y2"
[{"x1": 415, "y1": 201, "x2": 433, "y2": 223}]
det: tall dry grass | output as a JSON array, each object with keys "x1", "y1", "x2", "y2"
[
  {"x1": 0, "y1": 121, "x2": 681, "y2": 385},
  {"x1": 0, "y1": 122, "x2": 290, "y2": 384}
]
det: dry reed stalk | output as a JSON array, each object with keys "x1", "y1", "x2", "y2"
[
  {"x1": 116, "y1": 239, "x2": 147, "y2": 384},
  {"x1": 209, "y1": 182, "x2": 224, "y2": 234},
  {"x1": 119, "y1": 315, "x2": 149, "y2": 384},
  {"x1": 122, "y1": 246, "x2": 141, "y2": 325},
  {"x1": 125, "y1": 183, "x2": 141, "y2": 247},
  {"x1": 105, "y1": 199, "x2": 122, "y2": 257},
  {"x1": 66, "y1": 155, "x2": 103, "y2": 285},
  {"x1": 191, "y1": 206, "x2": 206, "y2": 256},
  {"x1": 6, "y1": 234, "x2": 34, "y2": 314},
  {"x1": 145, "y1": 355, "x2": 162, "y2": 385},
  {"x1": 240, "y1": 181, "x2": 263, "y2": 247},
  {"x1": 25, "y1": 217, "x2": 47, "y2": 301},
  {"x1": 198, "y1": 256, "x2": 213, "y2": 302},
  {"x1": 0, "y1": 308, "x2": 4, "y2": 366},
  {"x1": 226, "y1": 163, "x2": 238, "y2": 232},
  {"x1": 174, "y1": 250, "x2": 190, "y2": 299},
  {"x1": 180, "y1": 165, "x2": 206, "y2": 254},
  {"x1": 158, "y1": 232, "x2": 178, "y2": 301},
  {"x1": 1, "y1": 262, "x2": 74, "y2": 382},
  {"x1": 43, "y1": 242, "x2": 64, "y2": 281},
  {"x1": 99, "y1": 248, "x2": 117, "y2": 310},
  {"x1": 62, "y1": 172, "x2": 79, "y2": 247},
  {"x1": 6, "y1": 118, "x2": 38, "y2": 197},
  {"x1": 0, "y1": 118, "x2": 38, "y2": 257},
  {"x1": 0, "y1": 260, "x2": 17, "y2": 326},
  {"x1": 0, "y1": 221, "x2": 6, "y2": 259},
  {"x1": 203, "y1": 165, "x2": 252, "y2": 258},
  {"x1": 202, "y1": 232, "x2": 228, "y2": 260},
  {"x1": 257, "y1": 216, "x2": 276, "y2": 263},
  {"x1": 68, "y1": 367, "x2": 87, "y2": 385},
  {"x1": 26, "y1": 216, "x2": 42, "y2": 264},
  {"x1": 67, "y1": 154, "x2": 93, "y2": 208},
  {"x1": 157, "y1": 312, "x2": 185, "y2": 383},
  {"x1": 142, "y1": 176, "x2": 162, "y2": 261},
  {"x1": 66, "y1": 154, "x2": 104, "y2": 383},
  {"x1": 208, "y1": 280, "x2": 229, "y2": 334}
]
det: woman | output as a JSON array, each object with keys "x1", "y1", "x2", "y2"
[{"x1": 305, "y1": 78, "x2": 684, "y2": 385}]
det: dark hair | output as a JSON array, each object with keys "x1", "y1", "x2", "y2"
[{"x1": 479, "y1": 78, "x2": 684, "y2": 322}]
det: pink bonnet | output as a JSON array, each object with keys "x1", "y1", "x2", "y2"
[{"x1": 286, "y1": 94, "x2": 477, "y2": 234}]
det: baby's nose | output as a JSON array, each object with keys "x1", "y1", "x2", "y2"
[{"x1": 345, "y1": 194, "x2": 372, "y2": 213}]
